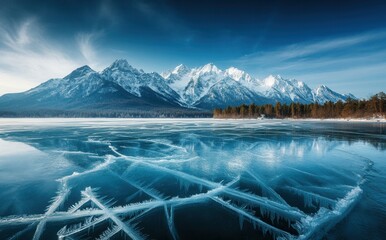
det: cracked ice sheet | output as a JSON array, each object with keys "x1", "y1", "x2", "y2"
[{"x1": 0, "y1": 119, "x2": 384, "y2": 240}]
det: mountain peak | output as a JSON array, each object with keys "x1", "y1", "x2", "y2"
[
  {"x1": 315, "y1": 85, "x2": 330, "y2": 93},
  {"x1": 74, "y1": 65, "x2": 93, "y2": 74},
  {"x1": 297, "y1": 80, "x2": 305, "y2": 88},
  {"x1": 312, "y1": 84, "x2": 354, "y2": 104},
  {"x1": 264, "y1": 75, "x2": 279, "y2": 87},
  {"x1": 172, "y1": 64, "x2": 190, "y2": 74},
  {"x1": 344, "y1": 93, "x2": 357, "y2": 100},
  {"x1": 225, "y1": 66, "x2": 243, "y2": 75},
  {"x1": 112, "y1": 58, "x2": 128, "y2": 65},
  {"x1": 109, "y1": 59, "x2": 136, "y2": 72},
  {"x1": 225, "y1": 67, "x2": 252, "y2": 82},
  {"x1": 64, "y1": 65, "x2": 95, "y2": 79},
  {"x1": 198, "y1": 63, "x2": 221, "y2": 74},
  {"x1": 226, "y1": 66, "x2": 242, "y2": 72}
]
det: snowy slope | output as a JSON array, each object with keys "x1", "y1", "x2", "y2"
[
  {"x1": 161, "y1": 64, "x2": 192, "y2": 98},
  {"x1": 251, "y1": 75, "x2": 315, "y2": 104},
  {"x1": 224, "y1": 67, "x2": 253, "y2": 83},
  {"x1": 101, "y1": 59, "x2": 182, "y2": 105},
  {"x1": 194, "y1": 77, "x2": 272, "y2": 109},
  {"x1": 162, "y1": 63, "x2": 225, "y2": 106}
]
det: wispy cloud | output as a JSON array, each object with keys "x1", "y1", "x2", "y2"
[
  {"x1": 76, "y1": 31, "x2": 104, "y2": 68},
  {"x1": 235, "y1": 29, "x2": 386, "y2": 67},
  {"x1": 230, "y1": 29, "x2": 386, "y2": 97},
  {"x1": 0, "y1": 18, "x2": 80, "y2": 94},
  {"x1": 1, "y1": 18, "x2": 37, "y2": 50},
  {"x1": 0, "y1": 18, "x2": 108, "y2": 95}
]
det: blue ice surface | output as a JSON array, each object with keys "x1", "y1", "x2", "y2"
[{"x1": 0, "y1": 119, "x2": 385, "y2": 240}]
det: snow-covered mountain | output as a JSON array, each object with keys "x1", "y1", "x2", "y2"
[
  {"x1": 162, "y1": 63, "x2": 226, "y2": 106},
  {"x1": 312, "y1": 85, "x2": 353, "y2": 104},
  {"x1": 162, "y1": 63, "x2": 354, "y2": 109},
  {"x1": 0, "y1": 59, "x2": 355, "y2": 116},
  {"x1": 0, "y1": 63, "x2": 191, "y2": 116},
  {"x1": 25, "y1": 66, "x2": 118, "y2": 100},
  {"x1": 101, "y1": 59, "x2": 182, "y2": 105}
]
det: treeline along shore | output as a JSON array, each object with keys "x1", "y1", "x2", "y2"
[{"x1": 213, "y1": 92, "x2": 385, "y2": 119}]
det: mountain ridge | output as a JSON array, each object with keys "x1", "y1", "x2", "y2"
[{"x1": 0, "y1": 59, "x2": 356, "y2": 116}]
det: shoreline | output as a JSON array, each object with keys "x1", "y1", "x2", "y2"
[
  {"x1": 288, "y1": 118, "x2": 386, "y2": 123},
  {"x1": 214, "y1": 118, "x2": 386, "y2": 123},
  {"x1": 0, "y1": 117, "x2": 384, "y2": 123}
]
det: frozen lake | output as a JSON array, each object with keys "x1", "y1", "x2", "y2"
[{"x1": 0, "y1": 119, "x2": 385, "y2": 240}]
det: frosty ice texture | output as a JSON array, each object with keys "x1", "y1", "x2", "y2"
[{"x1": 0, "y1": 119, "x2": 380, "y2": 239}]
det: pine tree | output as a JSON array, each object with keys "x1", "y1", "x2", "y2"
[
  {"x1": 248, "y1": 104, "x2": 256, "y2": 118},
  {"x1": 274, "y1": 102, "x2": 281, "y2": 118},
  {"x1": 212, "y1": 92, "x2": 385, "y2": 119}
]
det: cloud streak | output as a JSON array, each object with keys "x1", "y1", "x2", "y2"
[
  {"x1": 236, "y1": 29, "x2": 386, "y2": 66},
  {"x1": 76, "y1": 31, "x2": 105, "y2": 69},
  {"x1": 230, "y1": 29, "x2": 386, "y2": 97},
  {"x1": 0, "y1": 18, "x2": 108, "y2": 95}
]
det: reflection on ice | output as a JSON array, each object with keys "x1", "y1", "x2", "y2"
[
  {"x1": 0, "y1": 119, "x2": 384, "y2": 239},
  {"x1": 0, "y1": 139, "x2": 71, "y2": 183}
]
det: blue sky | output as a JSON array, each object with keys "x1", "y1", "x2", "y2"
[{"x1": 0, "y1": 0, "x2": 385, "y2": 98}]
